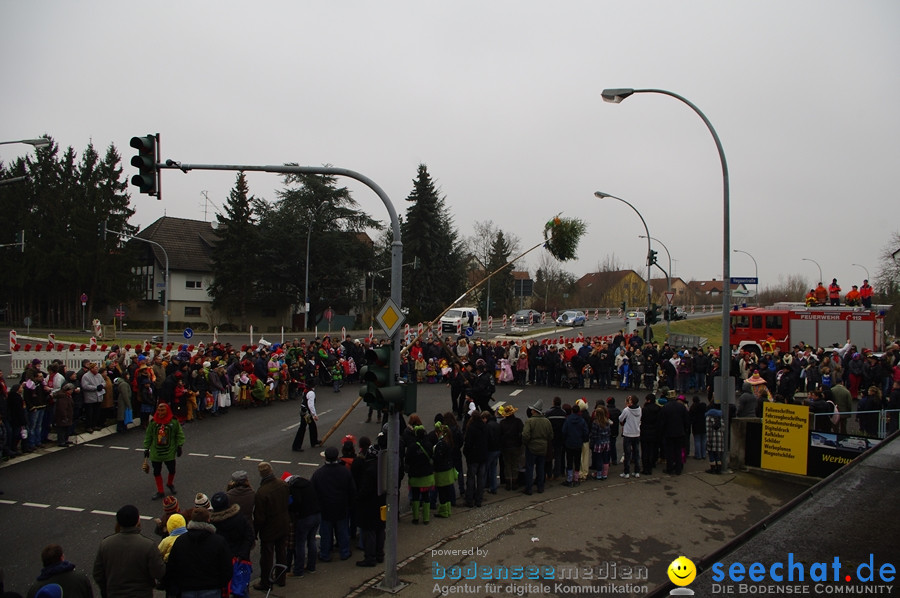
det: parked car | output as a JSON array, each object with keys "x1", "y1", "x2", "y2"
[
  {"x1": 513, "y1": 309, "x2": 541, "y2": 325},
  {"x1": 441, "y1": 307, "x2": 481, "y2": 333},
  {"x1": 625, "y1": 310, "x2": 645, "y2": 326},
  {"x1": 151, "y1": 334, "x2": 164, "y2": 343},
  {"x1": 556, "y1": 310, "x2": 586, "y2": 327}
]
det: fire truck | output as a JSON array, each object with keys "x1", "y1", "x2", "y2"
[{"x1": 729, "y1": 302, "x2": 890, "y2": 354}]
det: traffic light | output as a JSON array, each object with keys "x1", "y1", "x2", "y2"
[
  {"x1": 99, "y1": 220, "x2": 107, "y2": 240},
  {"x1": 130, "y1": 134, "x2": 159, "y2": 197},
  {"x1": 647, "y1": 249, "x2": 658, "y2": 266},
  {"x1": 158, "y1": 289, "x2": 166, "y2": 305},
  {"x1": 15, "y1": 229, "x2": 24, "y2": 253},
  {"x1": 647, "y1": 303, "x2": 659, "y2": 325},
  {"x1": 620, "y1": 301, "x2": 627, "y2": 311},
  {"x1": 360, "y1": 345, "x2": 417, "y2": 413}
]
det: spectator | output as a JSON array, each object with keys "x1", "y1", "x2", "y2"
[
  {"x1": 312, "y1": 446, "x2": 356, "y2": 560},
  {"x1": 209, "y1": 492, "x2": 253, "y2": 564},
  {"x1": 430, "y1": 425, "x2": 456, "y2": 519},
  {"x1": 497, "y1": 404, "x2": 524, "y2": 491},
  {"x1": 226, "y1": 470, "x2": 256, "y2": 529},
  {"x1": 689, "y1": 396, "x2": 708, "y2": 460},
  {"x1": 163, "y1": 507, "x2": 232, "y2": 598},
  {"x1": 828, "y1": 278, "x2": 842, "y2": 306},
  {"x1": 157, "y1": 514, "x2": 187, "y2": 563},
  {"x1": 351, "y1": 438, "x2": 386, "y2": 567},
  {"x1": 462, "y1": 409, "x2": 488, "y2": 508},
  {"x1": 640, "y1": 393, "x2": 661, "y2": 476},
  {"x1": 561, "y1": 401, "x2": 588, "y2": 487},
  {"x1": 252, "y1": 462, "x2": 289, "y2": 591},
  {"x1": 660, "y1": 394, "x2": 690, "y2": 475},
  {"x1": 482, "y1": 408, "x2": 501, "y2": 495},
  {"x1": 26, "y1": 544, "x2": 93, "y2": 598},
  {"x1": 706, "y1": 404, "x2": 725, "y2": 474},
  {"x1": 520, "y1": 399, "x2": 553, "y2": 495},
  {"x1": 286, "y1": 472, "x2": 321, "y2": 577},
  {"x1": 93, "y1": 504, "x2": 165, "y2": 598},
  {"x1": 605, "y1": 397, "x2": 621, "y2": 466},
  {"x1": 544, "y1": 397, "x2": 567, "y2": 481},
  {"x1": 406, "y1": 425, "x2": 435, "y2": 523},
  {"x1": 588, "y1": 406, "x2": 612, "y2": 480},
  {"x1": 618, "y1": 395, "x2": 642, "y2": 479},
  {"x1": 859, "y1": 279, "x2": 874, "y2": 309}
]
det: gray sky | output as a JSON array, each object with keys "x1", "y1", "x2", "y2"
[{"x1": 3, "y1": 1, "x2": 899, "y2": 298}]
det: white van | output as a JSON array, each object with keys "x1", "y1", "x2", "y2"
[{"x1": 441, "y1": 307, "x2": 481, "y2": 333}]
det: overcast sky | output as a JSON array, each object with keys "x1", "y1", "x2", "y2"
[{"x1": 3, "y1": 1, "x2": 898, "y2": 298}]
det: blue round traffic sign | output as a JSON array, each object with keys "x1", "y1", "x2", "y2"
[
  {"x1": 465, "y1": 327, "x2": 475, "y2": 337},
  {"x1": 183, "y1": 328, "x2": 194, "y2": 339}
]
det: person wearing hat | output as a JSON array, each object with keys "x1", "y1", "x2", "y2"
[
  {"x1": 163, "y1": 507, "x2": 232, "y2": 596},
  {"x1": 430, "y1": 424, "x2": 456, "y2": 520},
  {"x1": 520, "y1": 399, "x2": 553, "y2": 495},
  {"x1": 209, "y1": 491, "x2": 254, "y2": 565},
  {"x1": 152, "y1": 495, "x2": 183, "y2": 539},
  {"x1": 660, "y1": 391, "x2": 690, "y2": 475},
  {"x1": 497, "y1": 404, "x2": 524, "y2": 491},
  {"x1": 828, "y1": 278, "x2": 842, "y2": 306},
  {"x1": 144, "y1": 402, "x2": 185, "y2": 501},
  {"x1": 92, "y1": 505, "x2": 165, "y2": 597},
  {"x1": 736, "y1": 380, "x2": 758, "y2": 418},
  {"x1": 26, "y1": 543, "x2": 94, "y2": 598},
  {"x1": 844, "y1": 285, "x2": 861, "y2": 306},
  {"x1": 157, "y1": 513, "x2": 188, "y2": 562},
  {"x1": 405, "y1": 425, "x2": 435, "y2": 522},
  {"x1": 859, "y1": 279, "x2": 874, "y2": 308},
  {"x1": 311, "y1": 446, "x2": 356, "y2": 560},
  {"x1": 253, "y1": 462, "x2": 290, "y2": 591},
  {"x1": 226, "y1": 470, "x2": 256, "y2": 529}
]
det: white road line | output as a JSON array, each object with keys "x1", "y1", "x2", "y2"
[
  {"x1": 0, "y1": 499, "x2": 16, "y2": 505},
  {"x1": 189, "y1": 453, "x2": 210, "y2": 457},
  {"x1": 509, "y1": 389, "x2": 524, "y2": 396},
  {"x1": 243, "y1": 457, "x2": 263, "y2": 462},
  {"x1": 92, "y1": 510, "x2": 117, "y2": 516},
  {"x1": 109, "y1": 446, "x2": 130, "y2": 451},
  {"x1": 271, "y1": 460, "x2": 292, "y2": 465},
  {"x1": 214, "y1": 455, "x2": 236, "y2": 459},
  {"x1": 83, "y1": 443, "x2": 104, "y2": 448},
  {"x1": 57, "y1": 506, "x2": 84, "y2": 512},
  {"x1": 23, "y1": 502, "x2": 50, "y2": 508},
  {"x1": 297, "y1": 462, "x2": 319, "y2": 467}
]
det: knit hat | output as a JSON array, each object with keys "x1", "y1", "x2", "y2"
[
  {"x1": 162, "y1": 496, "x2": 179, "y2": 514},
  {"x1": 194, "y1": 492, "x2": 211, "y2": 510},
  {"x1": 324, "y1": 446, "x2": 339, "y2": 462},
  {"x1": 210, "y1": 492, "x2": 229, "y2": 512},
  {"x1": 258, "y1": 462, "x2": 274, "y2": 478},
  {"x1": 231, "y1": 470, "x2": 249, "y2": 483},
  {"x1": 167, "y1": 513, "x2": 186, "y2": 533}
]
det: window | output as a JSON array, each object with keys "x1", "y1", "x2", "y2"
[
  {"x1": 765, "y1": 315, "x2": 784, "y2": 329},
  {"x1": 184, "y1": 306, "x2": 201, "y2": 317},
  {"x1": 751, "y1": 315, "x2": 763, "y2": 328},
  {"x1": 186, "y1": 280, "x2": 202, "y2": 289}
]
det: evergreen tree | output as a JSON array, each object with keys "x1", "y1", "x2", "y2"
[
  {"x1": 208, "y1": 172, "x2": 259, "y2": 329},
  {"x1": 256, "y1": 171, "x2": 379, "y2": 329},
  {"x1": 401, "y1": 164, "x2": 466, "y2": 322},
  {"x1": 486, "y1": 230, "x2": 515, "y2": 316}
]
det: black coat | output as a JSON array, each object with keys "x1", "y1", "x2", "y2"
[
  {"x1": 210, "y1": 504, "x2": 254, "y2": 560},
  {"x1": 164, "y1": 524, "x2": 232, "y2": 592},
  {"x1": 660, "y1": 400, "x2": 690, "y2": 439},
  {"x1": 311, "y1": 462, "x2": 356, "y2": 521},
  {"x1": 353, "y1": 452, "x2": 386, "y2": 529},
  {"x1": 463, "y1": 416, "x2": 488, "y2": 464}
]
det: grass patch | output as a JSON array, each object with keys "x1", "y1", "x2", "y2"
[{"x1": 653, "y1": 316, "x2": 725, "y2": 348}]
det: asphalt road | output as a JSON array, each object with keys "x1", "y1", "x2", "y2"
[{"x1": 0, "y1": 365, "x2": 652, "y2": 595}]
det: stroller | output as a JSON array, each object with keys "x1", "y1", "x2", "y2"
[{"x1": 561, "y1": 361, "x2": 580, "y2": 389}]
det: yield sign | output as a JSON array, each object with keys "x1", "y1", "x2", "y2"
[{"x1": 664, "y1": 291, "x2": 675, "y2": 305}]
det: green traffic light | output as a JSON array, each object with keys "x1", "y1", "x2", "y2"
[{"x1": 130, "y1": 134, "x2": 158, "y2": 196}]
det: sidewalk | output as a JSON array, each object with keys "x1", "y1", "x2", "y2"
[{"x1": 272, "y1": 456, "x2": 813, "y2": 598}]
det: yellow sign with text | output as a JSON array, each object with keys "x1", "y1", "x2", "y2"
[{"x1": 761, "y1": 402, "x2": 809, "y2": 475}]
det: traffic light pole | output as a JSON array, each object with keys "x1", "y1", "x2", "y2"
[{"x1": 156, "y1": 159, "x2": 406, "y2": 591}]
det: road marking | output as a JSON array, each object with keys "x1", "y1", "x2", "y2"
[
  {"x1": 271, "y1": 460, "x2": 292, "y2": 465},
  {"x1": 109, "y1": 446, "x2": 130, "y2": 451},
  {"x1": 189, "y1": 453, "x2": 210, "y2": 457},
  {"x1": 83, "y1": 443, "x2": 104, "y2": 448},
  {"x1": 0, "y1": 499, "x2": 16, "y2": 505},
  {"x1": 23, "y1": 502, "x2": 50, "y2": 508},
  {"x1": 243, "y1": 457, "x2": 263, "y2": 462},
  {"x1": 509, "y1": 389, "x2": 524, "y2": 396},
  {"x1": 92, "y1": 509, "x2": 117, "y2": 516},
  {"x1": 57, "y1": 506, "x2": 84, "y2": 512},
  {"x1": 214, "y1": 455, "x2": 236, "y2": 459}
]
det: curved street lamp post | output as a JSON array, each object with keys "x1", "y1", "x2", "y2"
[
  {"x1": 594, "y1": 191, "x2": 653, "y2": 340},
  {"x1": 733, "y1": 249, "x2": 759, "y2": 305},
  {"x1": 640, "y1": 234, "x2": 672, "y2": 337},
  {"x1": 602, "y1": 87, "x2": 733, "y2": 469},
  {"x1": 802, "y1": 258, "x2": 823, "y2": 286}
]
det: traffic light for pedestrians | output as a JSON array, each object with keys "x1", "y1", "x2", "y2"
[
  {"x1": 130, "y1": 134, "x2": 159, "y2": 197},
  {"x1": 647, "y1": 303, "x2": 659, "y2": 325},
  {"x1": 620, "y1": 301, "x2": 627, "y2": 311},
  {"x1": 158, "y1": 289, "x2": 166, "y2": 306}
]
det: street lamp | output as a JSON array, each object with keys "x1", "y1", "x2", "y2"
[
  {"x1": 851, "y1": 263, "x2": 870, "y2": 281},
  {"x1": 111, "y1": 230, "x2": 170, "y2": 347},
  {"x1": 640, "y1": 234, "x2": 672, "y2": 336},
  {"x1": 0, "y1": 138, "x2": 50, "y2": 148},
  {"x1": 801, "y1": 257, "x2": 823, "y2": 285},
  {"x1": 602, "y1": 86, "x2": 732, "y2": 466},
  {"x1": 303, "y1": 203, "x2": 329, "y2": 332},
  {"x1": 594, "y1": 191, "x2": 653, "y2": 340},
  {"x1": 733, "y1": 249, "x2": 759, "y2": 305}
]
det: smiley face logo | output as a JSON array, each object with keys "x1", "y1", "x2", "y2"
[{"x1": 667, "y1": 555, "x2": 696, "y2": 586}]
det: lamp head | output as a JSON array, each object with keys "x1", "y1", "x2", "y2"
[
  {"x1": 594, "y1": 191, "x2": 612, "y2": 200},
  {"x1": 22, "y1": 138, "x2": 50, "y2": 148},
  {"x1": 601, "y1": 88, "x2": 635, "y2": 103}
]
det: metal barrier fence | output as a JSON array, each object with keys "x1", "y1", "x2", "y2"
[{"x1": 809, "y1": 409, "x2": 899, "y2": 439}]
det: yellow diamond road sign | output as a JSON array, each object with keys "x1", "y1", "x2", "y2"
[{"x1": 376, "y1": 298, "x2": 406, "y2": 338}]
